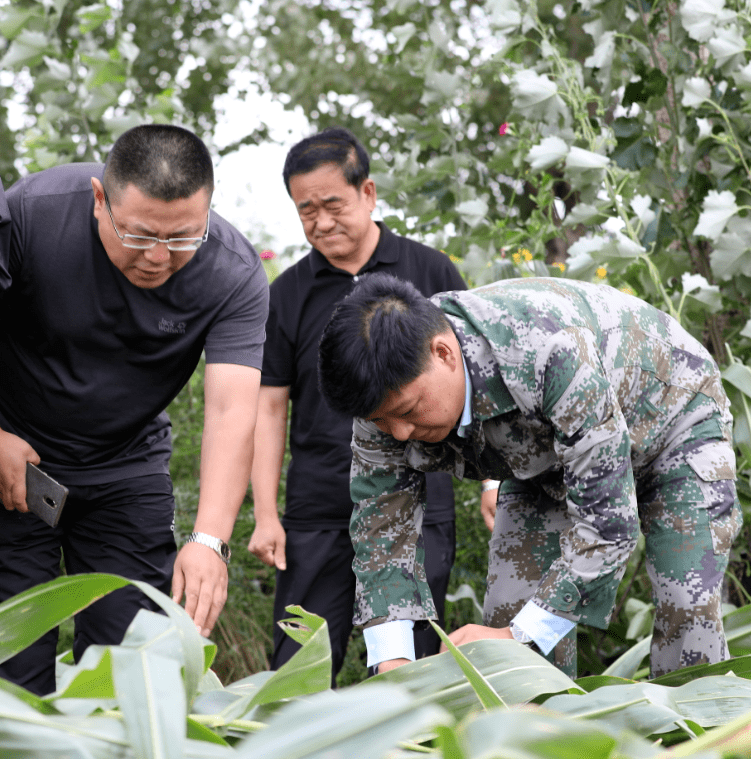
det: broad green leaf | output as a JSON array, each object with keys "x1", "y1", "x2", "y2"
[
  {"x1": 565, "y1": 147, "x2": 609, "y2": 172},
  {"x1": 682, "y1": 77, "x2": 711, "y2": 106},
  {"x1": 424, "y1": 70, "x2": 463, "y2": 100},
  {"x1": 428, "y1": 621, "x2": 506, "y2": 711},
  {"x1": 584, "y1": 30, "x2": 615, "y2": 71},
  {"x1": 0, "y1": 677, "x2": 61, "y2": 715},
  {"x1": 0, "y1": 574, "x2": 129, "y2": 665},
  {"x1": 682, "y1": 273, "x2": 722, "y2": 312},
  {"x1": 602, "y1": 635, "x2": 651, "y2": 679},
  {"x1": 574, "y1": 675, "x2": 637, "y2": 692},
  {"x1": 111, "y1": 645, "x2": 186, "y2": 759},
  {"x1": 366, "y1": 639, "x2": 582, "y2": 719},
  {"x1": 391, "y1": 22, "x2": 416, "y2": 54},
  {"x1": 0, "y1": 688, "x2": 130, "y2": 758},
  {"x1": 630, "y1": 195, "x2": 656, "y2": 230},
  {"x1": 545, "y1": 682, "x2": 690, "y2": 736},
  {"x1": 722, "y1": 362, "x2": 751, "y2": 398},
  {"x1": 456, "y1": 708, "x2": 660, "y2": 759},
  {"x1": 487, "y1": 0, "x2": 522, "y2": 34},
  {"x1": 456, "y1": 198, "x2": 489, "y2": 228},
  {"x1": 563, "y1": 204, "x2": 609, "y2": 227},
  {"x1": 51, "y1": 645, "x2": 115, "y2": 701},
  {"x1": 680, "y1": 0, "x2": 735, "y2": 42},
  {"x1": 0, "y1": 29, "x2": 52, "y2": 69},
  {"x1": 194, "y1": 606, "x2": 331, "y2": 722},
  {"x1": 111, "y1": 611, "x2": 190, "y2": 759},
  {"x1": 670, "y1": 675, "x2": 751, "y2": 726},
  {"x1": 708, "y1": 24, "x2": 747, "y2": 67},
  {"x1": 129, "y1": 581, "x2": 207, "y2": 702},
  {"x1": 232, "y1": 684, "x2": 450, "y2": 759},
  {"x1": 0, "y1": 6, "x2": 42, "y2": 39},
  {"x1": 527, "y1": 136, "x2": 569, "y2": 171},
  {"x1": 76, "y1": 3, "x2": 112, "y2": 34},
  {"x1": 511, "y1": 70, "x2": 567, "y2": 123},
  {"x1": 43, "y1": 55, "x2": 72, "y2": 81},
  {"x1": 694, "y1": 190, "x2": 738, "y2": 242}
]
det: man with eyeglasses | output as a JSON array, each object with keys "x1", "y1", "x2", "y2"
[{"x1": 0, "y1": 124, "x2": 269, "y2": 695}]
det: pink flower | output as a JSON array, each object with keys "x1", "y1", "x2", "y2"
[
  {"x1": 260, "y1": 250, "x2": 276, "y2": 260},
  {"x1": 498, "y1": 123, "x2": 508, "y2": 136}
]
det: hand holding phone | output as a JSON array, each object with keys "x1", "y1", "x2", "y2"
[{"x1": 24, "y1": 463, "x2": 69, "y2": 527}]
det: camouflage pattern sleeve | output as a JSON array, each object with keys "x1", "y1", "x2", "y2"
[
  {"x1": 349, "y1": 416, "x2": 436, "y2": 628},
  {"x1": 530, "y1": 326, "x2": 640, "y2": 628}
]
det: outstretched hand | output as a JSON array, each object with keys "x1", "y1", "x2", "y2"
[
  {"x1": 172, "y1": 542, "x2": 228, "y2": 637},
  {"x1": 440, "y1": 623, "x2": 513, "y2": 652}
]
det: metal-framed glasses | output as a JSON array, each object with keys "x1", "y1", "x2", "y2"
[{"x1": 103, "y1": 190, "x2": 210, "y2": 252}]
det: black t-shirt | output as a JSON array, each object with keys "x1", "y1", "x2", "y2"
[
  {"x1": 262, "y1": 222, "x2": 466, "y2": 530},
  {"x1": 0, "y1": 163, "x2": 269, "y2": 486}
]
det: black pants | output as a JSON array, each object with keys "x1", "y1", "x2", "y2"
[
  {"x1": 0, "y1": 474, "x2": 176, "y2": 695},
  {"x1": 270, "y1": 521, "x2": 456, "y2": 683}
]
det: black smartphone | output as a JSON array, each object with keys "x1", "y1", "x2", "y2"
[{"x1": 25, "y1": 463, "x2": 69, "y2": 527}]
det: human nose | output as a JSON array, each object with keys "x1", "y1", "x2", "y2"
[
  {"x1": 143, "y1": 242, "x2": 171, "y2": 264},
  {"x1": 388, "y1": 419, "x2": 415, "y2": 441},
  {"x1": 315, "y1": 209, "x2": 336, "y2": 232}
]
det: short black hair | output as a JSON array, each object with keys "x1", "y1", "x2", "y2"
[
  {"x1": 318, "y1": 272, "x2": 451, "y2": 418},
  {"x1": 103, "y1": 124, "x2": 214, "y2": 202},
  {"x1": 283, "y1": 126, "x2": 369, "y2": 195}
]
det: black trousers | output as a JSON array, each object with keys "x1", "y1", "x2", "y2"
[
  {"x1": 0, "y1": 474, "x2": 176, "y2": 696},
  {"x1": 270, "y1": 521, "x2": 456, "y2": 683}
]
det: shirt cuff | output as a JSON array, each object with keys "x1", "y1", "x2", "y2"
[
  {"x1": 513, "y1": 600, "x2": 576, "y2": 656},
  {"x1": 363, "y1": 620, "x2": 416, "y2": 667}
]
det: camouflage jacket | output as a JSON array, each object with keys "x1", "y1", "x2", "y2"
[{"x1": 349, "y1": 278, "x2": 734, "y2": 630}]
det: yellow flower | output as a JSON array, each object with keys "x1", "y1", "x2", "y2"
[
  {"x1": 596, "y1": 266, "x2": 607, "y2": 279},
  {"x1": 449, "y1": 254, "x2": 461, "y2": 264},
  {"x1": 551, "y1": 261, "x2": 566, "y2": 272},
  {"x1": 512, "y1": 251, "x2": 521, "y2": 264},
  {"x1": 620, "y1": 286, "x2": 636, "y2": 296},
  {"x1": 519, "y1": 248, "x2": 532, "y2": 261}
]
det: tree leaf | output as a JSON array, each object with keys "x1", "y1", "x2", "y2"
[{"x1": 694, "y1": 189, "x2": 738, "y2": 242}]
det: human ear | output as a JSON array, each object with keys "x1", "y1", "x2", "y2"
[
  {"x1": 362, "y1": 178, "x2": 377, "y2": 210},
  {"x1": 432, "y1": 332, "x2": 458, "y2": 369},
  {"x1": 90, "y1": 178, "x2": 106, "y2": 218}
]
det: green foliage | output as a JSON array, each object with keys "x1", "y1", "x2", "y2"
[
  {"x1": 9, "y1": 574, "x2": 751, "y2": 757},
  {"x1": 0, "y1": 0, "x2": 269, "y2": 185}
]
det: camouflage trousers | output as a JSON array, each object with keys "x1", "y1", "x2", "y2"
[{"x1": 483, "y1": 436, "x2": 742, "y2": 679}]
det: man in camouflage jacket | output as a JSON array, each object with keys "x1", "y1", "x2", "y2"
[{"x1": 318, "y1": 273, "x2": 742, "y2": 678}]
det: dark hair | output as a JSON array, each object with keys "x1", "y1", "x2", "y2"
[
  {"x1": 283, "y1": 126, "x2": 369, "y2": 194},
  {"x1": 318, "y1": 272, "x2": 451, "y2": 418},
  {"x1": 103, "y1": 124, "x2": 214, "y2": 202}
]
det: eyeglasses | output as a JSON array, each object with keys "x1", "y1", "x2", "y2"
[{"x1": 103, "y1": 190, "x2": 210, "y2": 252}]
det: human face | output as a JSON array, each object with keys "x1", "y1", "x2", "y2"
[
  {"x1": 366, "y1": 333, "x2": 466, "y2": 443},
  {"x1": 288, "y1": 164, "x2": 380, "y2": 272},
  {"x1": 91, "y1": 178, "x2": 211, "y2": 289}
]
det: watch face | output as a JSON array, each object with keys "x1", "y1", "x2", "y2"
[{"x1": 220, "y1": 543, "x2": 231, "y2": 560}]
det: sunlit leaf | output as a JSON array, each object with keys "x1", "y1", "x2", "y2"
[
  {"x1": 232, "y1": 684, "x2": 450, "y2": 759},
  {"x1": 0, "y1": 574, "x2": 129, "y2": 666},
  {"x1": 527, "y1": 136, "x2": 569, "y2": 171},
  {"x1": 0, "y1": 29, "x2": 52, "y2": 68},
  {"x1": 366, "y1": 639, "x2": 582, "y2": 719},
  {"x1": 428, "y1": 621, "x2": 506, "y2": 711},
  {"x1": 708, "y1": 24, "x2": 747, "y2": 67},
  {"x1": 694, "y1": 189, "x2": 738, "y2": 242},
  {"x1": 682, "y1": 77, "x2": 712, "y2": 106},
  {"x1": 680, "y1": 0, "x2": 736, "y2": 42}
]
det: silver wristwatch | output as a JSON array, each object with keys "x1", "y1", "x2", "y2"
[
  {"x1": 185, "y1": 532, "x2": 231, "y2": 565},
  {"x1": 509, "y1": 621, "x2": 534, "y2": 646}
]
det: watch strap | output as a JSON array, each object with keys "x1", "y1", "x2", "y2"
[{"x1": 186, "y1": 531, "x2": 231, "y2": 565}]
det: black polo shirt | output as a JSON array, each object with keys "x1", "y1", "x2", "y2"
[{"x1": 262, "y1": 222, "x2": 467, "y2": 530}]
